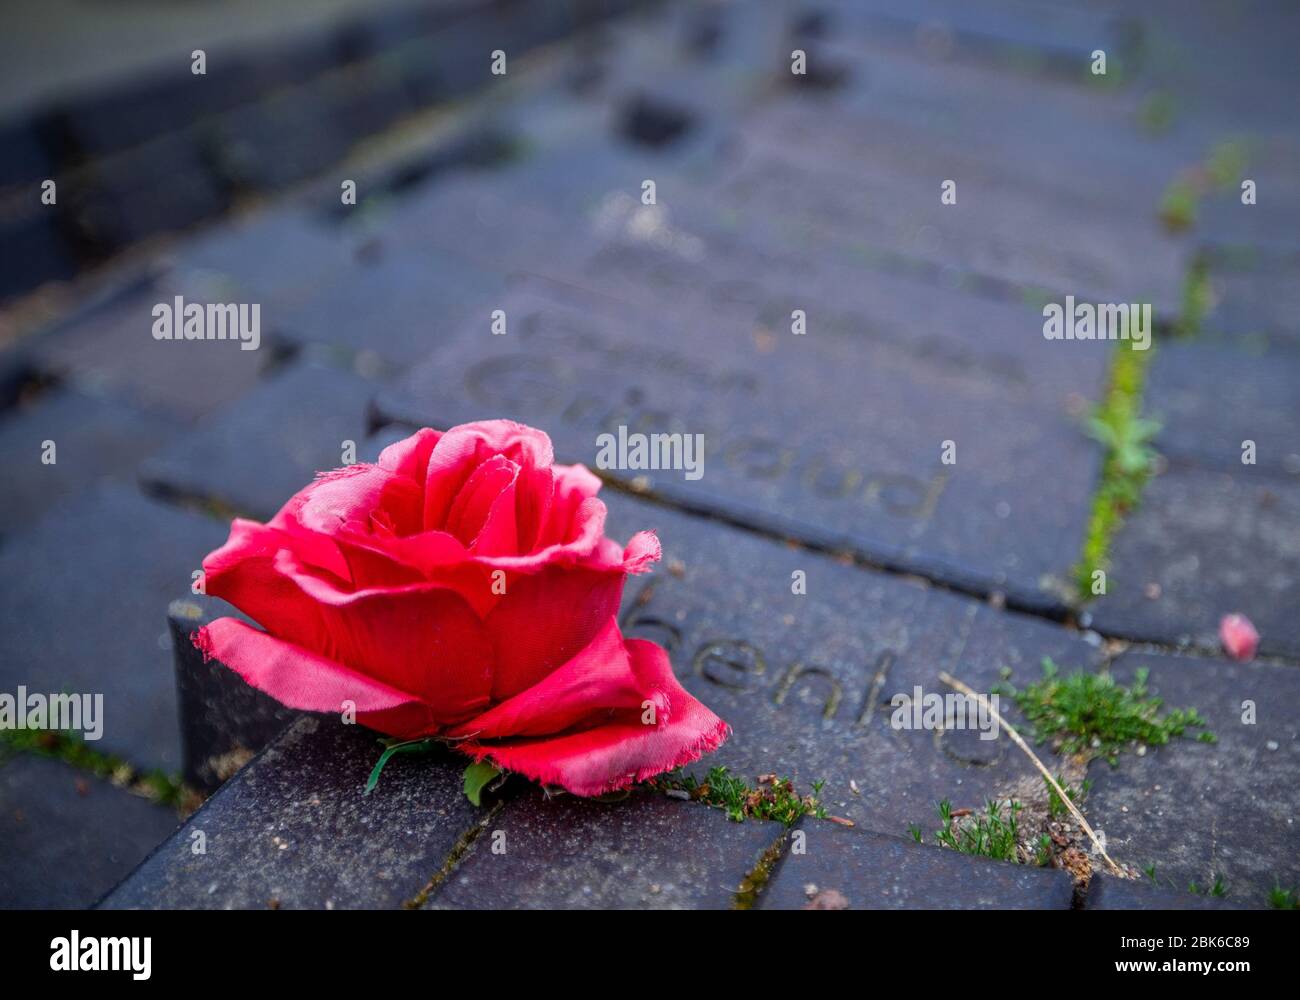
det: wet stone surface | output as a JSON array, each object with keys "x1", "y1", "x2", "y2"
[
  {"x1": 1088, "y1": 463, "x2": 1300, "y2": 659},
  {"x1": 0, "y1": 388, "x2": 174, "y2": 541},
  {"x1": 1145, "y1": 341, "x2": 1300, "y2": 480},
  {"x1": 1083, "y1": 873, "x2": 1242, "y2": 911},
  {"x1": 140, "y1": 360, "x2": 377, "y2": 520},
  {"x1": 1082, "y1": 649, "x2": 1300, "y2": 908},
  {"x1": 759, "y1": 819, "x2": 1075, "y2": 909},
  {"x1": 271, "y1": 244, "x2": 511, "y2": 369},
  {"x1": 0, "y1": 484, "x2": 231, "y2": 770},
  {"x1": 598, "y1": 492, "x2": 1100, "y2": 838},
  {"x1": 427, "y1": 789, "x2": 782, "y2": 910},
  {"x1": 26, "y1": 272, "x2": 281, "y2": 422},
  {"x1": 378, "y1": 283, "x2": 1101, "y2": 610},
  {"x1": 101, "y1": 717, "x2": 478, "y2": 910},
  {"x1": 0, "y1": 753, "x2": 179, "y2": 909}
]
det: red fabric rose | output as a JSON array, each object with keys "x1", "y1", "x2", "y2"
[{"x1": 194, "y1": 420, "x2": 727, "y2": 796}]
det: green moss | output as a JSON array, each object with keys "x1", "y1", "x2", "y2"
[
  {"x1": 1138, "y1": 91, "x2": 1176, "y2": 135},
  {"x1": 733, "y1": 831, "x2": 790, "y2": 910},
  {"x1": 654, "y1": 766, "x2": 826, "y2": 825},
  {"x1": 1268, "y1": 884, "x2": 1299, "y2": 910},
  {"x1": 1178, "y1": 254, "x2": 1213, "y2": 336},
  {"x1": 1075, "y1": 339, "x2": 1159, "y2": 598},
  {"x1": 1159, "y1": 176, "x2": 1199, "y2": 231},
  {"x1": 0, "y1": 728, "x2": 191, "y2": 810},
  {"x1": 932, "y1": 798, "x2": 1023, "y2": 863},
  {"x1": 998, "y1": 659, "x2": 1213, "y2": 764}
]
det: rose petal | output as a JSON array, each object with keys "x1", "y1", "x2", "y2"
[
  {"x1": 458, "y1": 632, "x2": 729, "y2": 797},
  {"x1": 1219, "y1": 613, "x2": 1260, "y2": 662},
  {"x1": 194, "y1": 618, "x2": 437, "y2": 737},
  {"x1": 206, "y1": 536, "x2": 494, "y2": 725},
  {"x1": 422, "y1": 421, "x2": 554, "y2": 531}
]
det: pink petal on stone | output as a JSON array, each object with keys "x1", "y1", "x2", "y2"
[{"x1": 1219, "y1": 613, "x2": 1260, "y2": 662}]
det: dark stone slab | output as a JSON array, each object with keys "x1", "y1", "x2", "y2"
[
  {"x1": 27, "y1": 271, "x2": 281, "y2": 421},
  {"x1": 1084, "y1": 873, "x2": 1241, "y2": 911},
  {"x1": 816, "y1": 0, "x2": 1130, "y2": 75},
  {"x1": 599, "y1": 492, "x2": 1101, "y2": 838},
  {"x1": 67, "y1": 131, "x2": 229, "y2": 251},
  {"x1": 171, "y1": 598, "x2": 297, "y2": 793},
  {"x1": 1145, "y1": 341, "x2": 1300, "y2": 480},
  {"x1": 426, "y1": 789, "x2": 782, "y2": 910},
  {"x1": 1088, "y1": 463, "x2": 1300, "y2": 659},
  {"x1": 1195, "y1": 141, "x2": 1300, "y2": 256},
  {"x1": 0, "y1": 209, "x2": 77, "y2": 301},
  {"x1": 0, "y1": 388, "x2": 173, "y2": 540},
  {"x1": 204, "y1": 82, "x2": 354, "y2": 194},
  {"x1": 759, "y1": 820, "x2": 1074, "y2": 909},
  {"x1": 710, "y1": 102, "x2": 1187, "y2": 314},
  {"x1": 1083, "y1": 649, "x2": 1300, "y2": 909},
  {"x1": 377, "y1": 283, "x2": 1101, "y2": 609},
  {"x1": 140, "y1": 360, "x2": 376, "y2": 519},
  {"x1": 1199, "y1": 247, "x2": 1300, "y2": 353},
  {"x1": 380, "y1": 138, "x2": 1111, "y2": 411},
  {"x1": 0, "y1": 754, "x2": 179, "y2": 909},
  {"x1": 0, "y1": 117, "x2": 50, "y2": 190},
  {"x1": 0, "y1": 484, "x2": 231, "y2": 770},
  {"x1": 172, "y1": 206, "x2": 362, "y2": 311},
  {"x1": 272, "y1": 244, "x2": 509, "y2": 369},
  {"x1": 100, "y1": 716, "x2": 479, "y2": 910}
]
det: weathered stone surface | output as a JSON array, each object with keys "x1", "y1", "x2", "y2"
[
  {"x1": 0, "y1": 484, "x2": 230, "y2": 770},
  {"x1": 1083, "y1": 650, "x2": 1300, "y2": 908},
  {"x1": 68, "y1": 130, "x2": 229, "y2": 249},
  {"x1": 140, "y1": 360, "x2": 376, "y2": 519},
  {"x1": 817, "y1": 0, "x2": 1131, "y2": 73},
  {"x1": 27, "y1": 272, "x2": 279, "y2": 421},
  {"x1": 171, "y1": 206, "x2": 362, "y2": 311},
  {"x1": 100, "y1": 716, "x2": 479, "y2": 910},
  {"x1": 427, "y1": 789, "x2": 782, "y2": 910},
  {"x1": 0, "y1": 388, "x2": 173, "y2": 540},
  {"x1": 600, "y1": 492, "x2": 1100, "y2": 838},
  {"x1": 759, "y1": 819, "x2": 1074, "y2": 909},
  {"x1": 1084, "y1": 873, "x2": 1241, "y2": 911},
  {"x1": 0, "y1": 210, "x2": 77, "y2": 301},
  {"x1": 0, "y1": 753, "x2": 178, "y2": 909},
  {"x1": 171, "y1": 598, "x2": 296, "y2": 793},
  {"x1": 377, "y1": 283, "x2": 1101, "y2": 610},
  {"x1": 1200, "y1": 248, "x2": 1300, "y2": 353},
  {"x1": 1145, "y1": 341, "x2": 1300, "y2": 479},
  {"x1": 272, "y1": 244, "x2": 509, "y2": 369},
  {"x1": 711, "y1": 102, "x2": 1187, "y2": 314},
  {"x1": 1088, "y1": 463, "x2": 1300, "y2": 659}
]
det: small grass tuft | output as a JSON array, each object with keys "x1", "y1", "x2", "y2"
[
  {"x1": 1046, "y1": 774, "x2": 1091, "y2": 818},
  {"x1": 934, "y1": 798, "x2": 1023, "y2": 863},
  {"x1": 998, "y1": 659, "x2": 1212, "y2": 764},
  {"x1": 1268, "y1": 884, "x2": 1299, "y2": 910},
  {"x1": 654, "y1": 766, "x2": 826, "y2": 825},
  {"x1": 1075, "y1": 339, "x2": 1160, "y2": 598}
]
